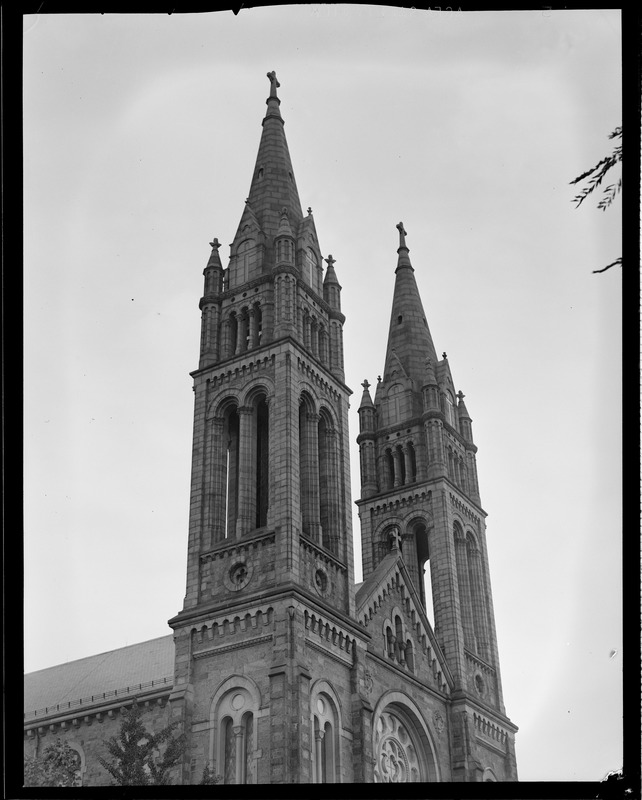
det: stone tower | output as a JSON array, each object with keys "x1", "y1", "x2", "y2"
[
  {"x1": 356, "y1": 223, "x2": 518, "y2": 781},
  {"x1": 167, "y1": 71, "x2": 360, "y2": 784},
  {"x1": 163, "y1": 73, "x2": 517, "y2": 785}
]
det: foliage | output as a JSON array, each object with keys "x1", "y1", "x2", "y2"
[
  {"x1": 24, "y1": 737, "x2": 80, "y2": 787},
  {"x1": 570, "y1": 126, "x2": 622, "y2": 210},
  {"x1": 199, "y1": 764, "x2": 222, "y2": 784},
  {"x1": 97, "y1": 699, "x2": 185, "y2": 786},
  {"x1": 570, "y1": 126, "x2": 622, "y2": 274}
]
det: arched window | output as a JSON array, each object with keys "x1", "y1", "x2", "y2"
[
  {"x1": 255, "y1": 395, "x2": 269, "y2": 528},
  {"x1": 373, "y1": 702, "x2": 439, "y2": 782},
  {"x1": 228, "y1": 311, "x2": 238, "y2": 358},
  {"x1": 211, "y1": 681, "x2": 260, "y2": 784},
  {"x1": 384, "y1": 449, "x2": 395, "y2": 491},
  {"x1": 387, "y1": 383, "x2": 403, "y2": 424},
  {"x1": 311, "y1": 686, "x2": 340, "y2": 783},
  {"x1": 305, "y1": 248, "x2": 318, "y2": 289},
  {"x1": 466, "y1": 532, "x2": 490, "y2": 660},
  {"x1": 405, "y1": 640, "x2": 415, "y2": 673},
  {"x1": 443, "y1": 390, "x2": 455, "y2": 427},
  {"x1": 318, "y1": 410, "x2": 340, "y2": 556},
  {"x1": 224, "y1": 405, "x2": 240, "y2": 538},
  {"x1": 454, "y1": 521, "x2": 476, "y2": 651},
  {"x1": 299, "y1": 394, "x2": 320, "y2": 541},
  {"x1": 67, "y1": 742, "x2": 85, "y2": 786}
]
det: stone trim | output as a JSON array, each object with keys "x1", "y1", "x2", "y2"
[{"x1": 192, "y1": 634, "x2": 273, "y2": 660}]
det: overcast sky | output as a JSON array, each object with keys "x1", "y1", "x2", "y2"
[{"x1": 23, "y1": 6, "x2": 622, "y2": 783}]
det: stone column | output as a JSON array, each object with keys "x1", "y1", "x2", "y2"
[
  {"x1": 403, "y1": 444, "x2": 414, "y2": 483},
  {"x1": 392, "y1": 447, "x2": 403, "y2": 487},
  {"x1": 314, "y1": 729, "x2": 324, "y2": 783}
]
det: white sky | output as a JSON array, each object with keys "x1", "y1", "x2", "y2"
[{"x1": 23, "y1": 6, "x2": 622, "y2": 783}]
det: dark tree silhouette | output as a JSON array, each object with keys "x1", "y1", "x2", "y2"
[
  {"x1": 97, "y1": 699, "x2": 185, "y2": 785},
  {"x1": 570, "y1": 126, "x2": 622, "y2": 273},
  {"x1": 24, "y1": 738, "x2": 80, "y2": 787}
]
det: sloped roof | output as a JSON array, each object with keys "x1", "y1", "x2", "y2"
[
  {"x1": 24, "y1": 635, "x2": 174, "y2": 715},
  {"x1": 356, "y1": 552, "x2": 454, "y2": 693}
]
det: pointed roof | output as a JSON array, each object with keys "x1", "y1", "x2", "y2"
[
  {"x1": 323, "y1": 253, "x2": 340, "y2": 288},
  {"x1": 242, "y1": 71, "x2": 304, "y2": 242},
  {"x1": 382, "y1": 223, "x2": 438, "y2": 385},
  {"x1": 205, "y1": 237, "x2": 223, "y2": 270},
  {"x1": 358, "y1": 379, "x2": 375, "y2": 411},
  {"x1": 355, "y1": 551, "x2": 453, "y2": 695},
  {"x1": 457, "y1": 390, "x2": 471, "y2": 419}
]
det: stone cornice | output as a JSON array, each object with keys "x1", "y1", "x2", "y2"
[{"x1": 24, "y1": 687, "x2": 171, "y2": 731}]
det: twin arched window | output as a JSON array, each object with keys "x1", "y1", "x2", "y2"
[
  {"x1": 211, "y1": 683, "x2": 259, "y2": 784},
  {"x1": 311, "y1": 685, "x2": 340, "y2": 783}
]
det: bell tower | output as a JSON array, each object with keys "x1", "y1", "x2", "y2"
[
  {"x1": 167, "y1": 72, "x2": 360, "y2": 785},
  {"x1": 356, "y1": 224, "x2": 518, "y2": 780}
]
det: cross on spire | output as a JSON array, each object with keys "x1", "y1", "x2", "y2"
[
  {"x1": 361, "y1": 379, "x2": 370, "y2": 390},
  {"x1": 396, "y1": 221, "x2": 408, "y2": 249},
  {"x1": 325, "y1": 254, "x2": 336, "y2": 269},
  {"x1": 209, "y1": 238, "x2": 220, "y2": 250},
  {"x1": 267, "y1": 70, "x2": 280, "y2": 98}
]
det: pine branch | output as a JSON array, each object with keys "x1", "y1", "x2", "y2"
[{"x1": 592, "y1": 257, "x2": 622, "y2": 274}]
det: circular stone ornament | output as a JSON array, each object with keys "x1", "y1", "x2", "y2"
[
  {"x1": 224, "y1": 560, "x2": 253, "y2": 592},
  {"x1": 313, "y1": 566, "x2": 330, "y2": 596}
]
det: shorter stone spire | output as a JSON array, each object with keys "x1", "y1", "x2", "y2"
[
  {"x1": 206, "y1": 237, "x2": 223, "y2": 269},
  {"x1": 323, "y1": 254, "x2": 342, "y2": 310},
  {"x1": 276, "y1": 206, "x2": 294, "y2": 239},
  {"x1": 358, "y1": 379, "x2": 375, "y2": 411},
  {"x1": 423, "y1": 357, "x2": 437, "y2": 387}
]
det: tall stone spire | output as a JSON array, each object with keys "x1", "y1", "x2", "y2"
[
  {"x1": 242, "y1": 71, "x2": 304, "y2": 241},
  {"x1": 382, "y1": 223, "x2": 438, "y2": 385}
]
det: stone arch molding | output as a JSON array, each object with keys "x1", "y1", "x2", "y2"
[{"x1": 371, "y1": 691, "x2": 440, "y2": 783}]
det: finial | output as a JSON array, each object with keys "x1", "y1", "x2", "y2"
[
  {"x1": 267, "y1": 70, "x2": 280, "y2": 98},
  {"x1": 325, "y1": 254, "x2": 336, "y2": 269},
  {"x1": 377, "y1": 375, "x2": 382, "y2": 383},
  {"x1": 307, "y1": 207, "x2": 313, "y2": 215},
  {"x1": 209, "y1": 237, "x2": 220, "y2": 250},
  {"x1": 245, "y1": 197, "x2": 250, "y2": 204},
  {"x1": 281, "y1": 206, "x2": 288, "y2": 217},
  {"x1": 396, "y1": 221, "x2": 408, "y2": 249},
  {"x1": 362, "y1": 379, "x2": 370, "y2": 390},
  {"x1": 442, "y1": 352, "x2": 448, "y2": 360},
  {"x1": 457, "y1": 390, "x2": 465, "y2": 401}
]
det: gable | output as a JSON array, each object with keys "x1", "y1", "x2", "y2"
[{"x1": 356, "y1": 554, "x2": 453, "y2": 696}]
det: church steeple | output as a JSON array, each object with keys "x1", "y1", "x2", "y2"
[
  {"x1": 382, "y1": 223, "x2": 438, "y2": 386},
  {"x1": 241, "y1": 71, "x2": 303, "y2": 243}
]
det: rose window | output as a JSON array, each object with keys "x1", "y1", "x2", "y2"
[{"x1": 374, "y1": 710, "x2": 422, "y2": 783}]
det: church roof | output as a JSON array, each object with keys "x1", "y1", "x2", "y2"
[
  {"x1": 24, "y1": 635, "x2": 174, "y2": 717},
  {"x1": 382, "y1": 223, "x2": 438, "y2": 386}
]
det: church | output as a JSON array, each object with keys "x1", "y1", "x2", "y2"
[{"x1": 24, "y1": 72, "x2": 518, "y2": 785}]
